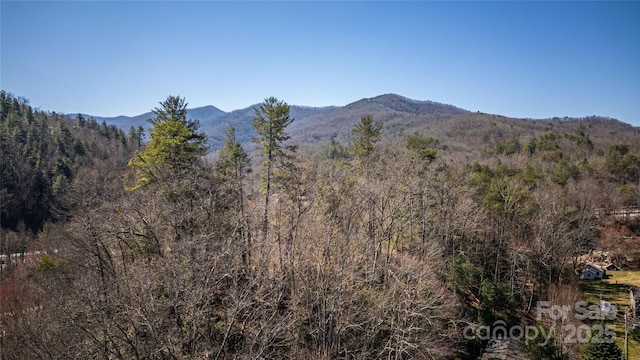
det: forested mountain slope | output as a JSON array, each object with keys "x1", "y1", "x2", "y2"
[
  {"x1": 1, "y1": 91, "x2": 138, "y2": 234},
  {"x1": 78, "y1": 93, "x2": 638, "y2": 154},
  {"x1": 1, "y1": 92, "x2": 639, "y2": 359}
]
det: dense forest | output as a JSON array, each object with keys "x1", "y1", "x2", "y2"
[{"x1": 1, "y1": 91, "x2": 639, "y2": 359}]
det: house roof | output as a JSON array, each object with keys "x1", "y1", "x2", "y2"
[
  {"x1": 481, "y1": 338, "x2": 526, "y2": 360},
  {"x1": 582, "y1": 263, "x2": 605, "y2": 273}
]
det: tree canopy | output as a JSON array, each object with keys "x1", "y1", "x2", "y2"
[
  {"x1": 252, "y1": 96, "x2": 295, "y2": 241},
  {"x1": 349, "y1": 114, "x2": 383, "y2": 159},
  {"x1": 216, "y1": 126, "x2": 249, "y2": 183},
  {"x1": 127, "y1": 95, "x2": 207, "y2": 190},
  {"x1": 4, "y1": 92, "x2": 640, "y2": 360},
  {"x1": 252, "y1": 96, "x2": 294, "y2": 161}
]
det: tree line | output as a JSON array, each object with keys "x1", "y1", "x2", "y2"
[{"x1": 1, "y1": 93, "x2": 639, "y2": 359}]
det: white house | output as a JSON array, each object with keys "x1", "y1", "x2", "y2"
[{"x1": 580, "y1": 263, "x2": 605, "y2": 280}]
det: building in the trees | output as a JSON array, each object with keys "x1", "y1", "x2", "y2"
[{"x1": 579, "y1": 263, "x2": 606, "y2": 280}]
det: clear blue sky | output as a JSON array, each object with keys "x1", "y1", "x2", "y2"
[{"x1": 2, "y1": 1, "x2": 639, "y2": 126}]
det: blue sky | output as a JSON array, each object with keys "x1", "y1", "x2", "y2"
[{"x1": 2, "y1": 1, "x2": 639, "y2": 126}]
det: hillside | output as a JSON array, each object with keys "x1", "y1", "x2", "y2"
[
  {"x1": 1, "y1": 91, "x2": 136, "y2": 233},
  {"x1": 3, "y1": 92, "x2": 640, "y2": 360},
  {"x1": 75, "y1": 94, "x2": 638, "y2": 154},
  {"x1": 200, "y1": 104, "x2": 339, "y2": 147},
  {"x1": 71, "y1": 94, "x2": 470, "y2": 148},
  {"x1": 74, "y1": 105, "x2": 227, "y2": 138}
]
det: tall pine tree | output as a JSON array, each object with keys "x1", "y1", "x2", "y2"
[
  {"x1": 349, "y1": 114, "x2": 383, "y2": 160},
  {"x1": 252, "y1": 97, "x2": 295, "y2": 242},
  {"x1": 217, "y1": 126, "x2": 251, "y2": 262},
  {"x1": 127, "y1": 96, "x2": 207, "y2": 190}
]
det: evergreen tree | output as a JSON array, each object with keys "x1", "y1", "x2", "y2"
[
  {"x1": 583, "y1": 324, "x2": 622, "y2": 360},
  {"x1": 252, "y1": 96, "x2": 295, "y2": 241},
  {"x1": 326, "y1": 138, "x2": 348, "y2": 160},
  {"x1": 217, "y1": 126, "x2": 249, "y2": 183},
  {"x1": 520, "y1": 324, "x2": 568, "y2": 360},
  {"x1": 127, "y1": 96, "x2": 206, "y2": 190},
  {"x1": 217, "y1": 126, "x2": 251, "y2": 262},
  {"x1": 349, "y1": 114, "x2": 383, "y2": 159},
  {"x1": 406, "y1": 132, "x2": 438, "y2": 163}
]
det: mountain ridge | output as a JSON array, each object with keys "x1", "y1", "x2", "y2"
[
  {"x1": 71, "y1": 94, "x2": 471, "y2": 146},
  {"x1": 70, "y1": 94, "x2": 634, "y2": 149},
  {"x1": 72, "y1": 94, "x2": 468, "y2": 126}
]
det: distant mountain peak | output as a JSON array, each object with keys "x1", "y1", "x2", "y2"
[
  {"x1": 346, "y1": 94, "x2": 469, "y2": 116},
  {"x1": 185, "y1": 105, "x2": 226, "y2": 120},
  {"x1": 74, "y1": 94, "x2": 471, "y2": 148}
]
